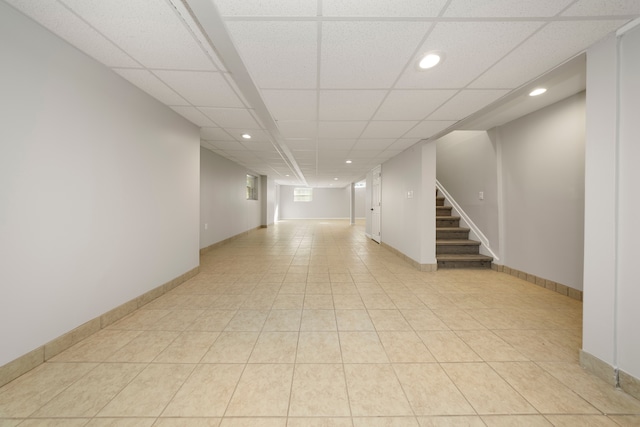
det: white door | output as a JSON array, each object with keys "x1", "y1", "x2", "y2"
[{"x1": 371, "y1": 165, "x2": 381, "y2": 243}]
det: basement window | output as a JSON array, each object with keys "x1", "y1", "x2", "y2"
[
  {"x1": 246, "y1": 174, "x2": 258, "y2": 200},
  {"x1": 294, "y1": 187, "x2": 313, "y2": 202}
]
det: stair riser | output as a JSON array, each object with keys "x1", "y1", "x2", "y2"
[
  {"x1": 436, "y1": 197, "x2": 445, "y2": 207},
  {"x1": 436, "y1": 245, "x2": 480, "y2": 255},
  {"x1": 438, "y1": 260, "x2": 492, "y2": 269},
  {"x1": 436, "y1": 218, "x2": 460, "y2": 227},
  {"x1": 436, "y1": 230, "x2": 469, "y2": 239},
  {"x1": 436, "y1": 207, "x2": 452, "y2": 216}
]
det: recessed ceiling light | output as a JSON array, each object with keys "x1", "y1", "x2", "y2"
[
  {"x1": 529, "y1": 88, "x2": 547, "y2": 97},
  {"x1": 345, "y1": 160, "x2": 352, "y2": 164},
  {"x1": 241, "y1": 133, "x2": 251, "y2": 139},
  {"x1": 334, "y1": 177, "x2": 339, "y2": 181},
  {"x1": 418, "y1": 51, "x2": 443, "y2": 70},
  {"x1": 285, "y1": 174, "x2": 290, "y2": 177}
]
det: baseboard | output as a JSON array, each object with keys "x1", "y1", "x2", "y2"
[
  {"x1": 579, "y1": 350, "x2": 640, "y2": 401},
  {"x1": 492, "y1": 264, "x2": 582, "y2": 301},
  {"x1": 381, "y1": 242, "x2": 437, "y2": 272},
  {"x1": 0, "y1": 266, "x2": 199, "y2": 389},
  {"x1": 200, "y1": 226, "x2": 262, "y2": 255}
]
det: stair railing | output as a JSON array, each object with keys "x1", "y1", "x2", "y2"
[{"x1": 435, "y1": 180, "x2": 500, "y2": 262}]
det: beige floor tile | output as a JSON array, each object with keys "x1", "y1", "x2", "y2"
[
  {"x1": 454, "y1": 330, "x2": 528, "y2": 362},
  {"x1": 305, "y1": 294, "x2": 335, "y2": 309},
  {"x1": 432, "y1": 309, "x2": 486, "y2": 330},
  {"x1": 543, "y1": 415, "x2": 620, "y2": 426},
  {"x1": 15, "y1": 419, "x2": 90, "y2": 427},
  {"x1": 393, "y1": 364, "x2": 474, "y2": 416},
  {"x1": 344, "y1": 364, "x2": 413, "y2": 416},
  {"x1": 368, "y1": 310, "x2": 412, "y2": 331},
  {"x1": 417, "y1": 416, "x2": 485, "y2": 426},
  {"x1": 107, "y1": 309, "x2": 172, "y2": 330},
  {"x1": 331, "y1": 283, "x2": 360, "y2": 295},
  {"x1": 278, "y1": 282, "x2": 307, "y2": 294},
  {"x1": 162, "y1": 364, "x2": 244, "y2": 416},
  {"x1": 219, "y1": 418, "x2": 285, "y2": 427},
  {"x1": 241, "y1": 293, "x2": 276, "y2": 310},
  {"x1": 86, "y1": 418, "x2": 157, "y2": 426},
  {"x1": 224, "y1": 310, "x2": 269, "y2": 331},
  {"x1": 353, "y1": 417, "x2": 420, "y2": 426},
  {"x1": 608, "y1": 415, "x2": 640, "y2": 426},
  {"x1": 306, "y1": 282, "x2": 333, "y2": 294},
  {"x1": 360, "y1": 294, "x2": 396, "y2": 309},
  {"x1": 538, "y1": 361, "x2": 640, "y2": 414},
  {"x1": 0, "y1": 362, "x2": 97, "y2": 417},
  {"x1": 31, "y1": 363, "x2": 145, "y2": 417},
  {"x1": 415, "y1": 294, "x2": 457, "y2": 310},
  {"x1": 225, "y1": 364, "x2": 293, "y2": 416},
  {"x1": 386, "y1": 294, "x2": 428, "y2": 310},
  {"x1": 0, "y1": 420, "x2": 23, "y2": 427},
  {"x1": 200, "y1": 332, "x2": 258, "y2": 363},
  {"x1": 401, "y1": 310, "x2": 449, "y2": 331},
  {"x1": 490, "y1": 361, "x2": 599, "y2": 414},
  {"x1": 106, "y1": 330, "x2": 179, "y2": 362},
  {"x1": 378, "y1": 331, "x2": 435, "y2": 363},
  {"x1": 154, "y1": 331, "x2": 219, "y2": 363},
  {"x1": 271, "y1": 294, "x2": 304, "y2": 310},
  {"x1": 332, "y1": 294, "x2": 365, "y2": 309},
  {"x1": 210, "y1": 295, "x2": 248, "y2": 310},
  {"x1": 296, "y1": 331, "x2": 342, "y2": 363},
  {"x1": 287, "y1": 418, "x2": 352, "y2": 427},
  {"x1": 417, "y1": 331, "x2": 482, "y2": 362},
  {"x1": 301, "y1": 309, "x2": 337, "y2": 331},
  {"x1": 339, "y1": 332, "x2": 389, "y2": 363},
  {"x1": 494, "y1": 330, "x2": 578, "y2": 362},
  {"x1": 481, "y1": 415, "x2": 552, "y2": 426},
  {"x1": 147, "y1": 310, "x2": 205, "y2": 331},
  {"x1": 289, "y1": 364, "x2": 350, "y2": 417},
  {"x1": 187, "y1": 310, "x2": 236, "y2": 331},
  {"x1": 442, "y1": 363, "x2": 536, "y2": 415},
  {"x1": 154, "y1": 418, "x2": 220, "y2": 427},
  {"x1": 98, "y1": 364, "x2": 194, "y2": 417},
  {"x1": 263, "y1": 309, "x2": 302, "y2": 331},
  {"x1": 51, "y1": 329, "x2": 142, "y2": 362},
  {"x1": 335, "y1": 310, "x2": 375, "y2": 331},
  {"x1": 248, "y1": 331, "x2": 298, "y2": 363}
]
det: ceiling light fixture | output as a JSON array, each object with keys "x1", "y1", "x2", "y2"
[
  {"x1": 241, "y1": 133, "x2": 251, "y2": 139},
  {"x1": 529, "y1": 88, "x2": 547, "y2": 97},
  {"x1": 345, "y1": 160, "x2": 352, "y2": 164},
  {"x1": 334, "y1": 177, "x2": 339, "y2": 181},
  {"x1": 418, "y1": 51, "x2": 443, "y2": 70}
]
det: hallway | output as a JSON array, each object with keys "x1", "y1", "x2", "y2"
[{"x1": 1, "y1": 220, "x2": 639, "y2": 426}]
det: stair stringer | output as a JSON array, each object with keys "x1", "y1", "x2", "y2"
[{"x1": 436, "y1": 180, "x2": 500, "y2": 262}]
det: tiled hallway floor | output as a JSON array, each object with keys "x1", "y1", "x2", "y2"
[{"x1": 2, "y1": 220, "x2": 640, "y2": 426}]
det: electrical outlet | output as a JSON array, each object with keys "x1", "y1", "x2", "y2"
[
  {"x1": 479, "y1": 191, "x2": 484, "y2": 200},
  {"x1": 204, "y1": 223, "x2": 208, "y2": 230}
]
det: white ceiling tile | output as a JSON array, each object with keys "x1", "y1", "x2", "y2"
[
  {"x1": 428, "y1": 90, "x2": 509, "y2": 120},
  {"x1": 443, "y1": 0, "x2": 574, "y2": 17},
  {"x1": 402, "y1": 120, "x2": 457, "y2": 139},
  {"x1": 360, "y1": 121, "x2": 418, "y2": 139},
  {"x1": 227, "y1": 129, "x2": 271, "y2": 142},
  {"x1": 396, "y1": 21, "x2": 543, "y2": 89},
  {"x1": 318, "y1": 121, "x2": 368, "y2": 138},
  {"x1": 390, "y1": 139, "x2": 421, "y2": 151},
  {"x1": 351, "y1": 139, "x2": 397, "y2": 150},
  {"x1": 199, "y1": 108, "x2": 260, "y2": 129},
  {"x1": 323, "y1": 0, "x2": 448, "y2": 17},
  {"x1": 61, "y1": 0, "x2": 216, "y2": 70},
  {"x1": 347, "y1": 150, "x2": 385, "y2": 159},
  {"x1": 562, "y1": 0, "x2": 640, "y2": 16},
  {"x1": 114, "y1": 69, "x2": 188, "y2": 105},
  {"x1": 319, "y1": 90, "x2": 387, "y2": 121},
  {"x1": 262, "y1": 90, "x2": 317, "y2": 121},
  {"x1": 214, "y1": 0, "x2": 317, "y2": 16},
  {"x1": 471, "y1": 20, "x2": 628, "y2": 89},
  {"x1": 285, "y1": 139, "x2": 316, "y2": 151},
  {"x1": 154, "y1": 70, "x2": 243, "y2": 107},
  {"x1": 171, "y1": 107, "x2": 217, "y2": 126},
  {"x1": 226, "y1": 21, "x2": 317, "y2": 88},
  {"x1": 317, "y1": 139, "x2": 357, "y2": 150},
  {"x1": 200, "y1": 127, "x2": 235, "y2": 141},
  {"x1": 241, "y1": 141, "x2": 277, "y2": 151},
  {"x1": 209, "y1": 141, "x2": 246, "y2": 151},
  {"x1": 374, "y1": 90, "x2": 456, "y2": 120},
  {"x1": 5, "y1": 0, "x2": 138, "y2": 68},
  {"x1": 321, "y1": 21, "x2": 433, "y2": 88},
  {"x1": 278, "y1": 121, "x2": 317, "y2": 138}
]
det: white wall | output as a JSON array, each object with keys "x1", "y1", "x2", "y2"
[
  {"x1": 583, "y1": 24, "x2": 640, "y2": 383},
  {"x1": 0, "y1": 3, "x2": 200, "y2": 367},
  {"x1": 266, "y1": 176, "x2": 277, "y2": 225},
  {"x1": 200, "y1": 148, "x2": 262, "y2": 248},
  {"x1": 278, "y1": 186, "x2": 349, "y2": 219},
  {"x1": 499, "y1": 92, "x2": 586, "y2": 290},
  {"x1": 436, "y1": 130, "x2": 500, "y2": 257},
  {"x1": 355, "y1": 186, "x2": 366, "y2": 218}
]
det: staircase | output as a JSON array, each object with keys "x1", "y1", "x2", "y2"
[{"x1": 436, "y1": 191, "x2": 493, "y2": 269}]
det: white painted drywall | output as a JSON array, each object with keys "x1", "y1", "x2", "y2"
[
  {"x1": 0, "y1": 3, "x2": 200, "y2": 367},
  {"x1": 436, "y1": 130, "x2": 500, "y2": 258},
  {"x1": 266, "y1": 176, "x2": 277, "y2": 225},
  {"x1": 200, "y1": 148, "x2": 262, "y2": 248},
  {"x1": 582, "y1": 35, "x2": 618, "y2": 368},
  {"x1": 499, "y1": 92, "x2": 586, "y2": 290},
  {"x1": 278, "y1": 186, "x2": 350, "y2": 219},
  {"x1": 355, "y1": 186, "x2": 366, "y2": 218}
]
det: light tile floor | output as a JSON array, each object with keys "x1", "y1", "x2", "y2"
[{"x1": 2, "y1": 220, "x2": 640, "y2": 426}]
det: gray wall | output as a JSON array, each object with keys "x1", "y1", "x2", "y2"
[
  {"x1": 278, "y1": 185, "x2": 350, "y2": 219},
  {"x1": 0, "y1": 2, "x2": 200, "y2": 367},
  {"x1": 200, "y1": 148, "x2": 262, "y2": 249}
]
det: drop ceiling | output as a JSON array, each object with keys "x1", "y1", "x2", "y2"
[{"x1": 6, "y1": 0, "x2": 640, "y2": 187}]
